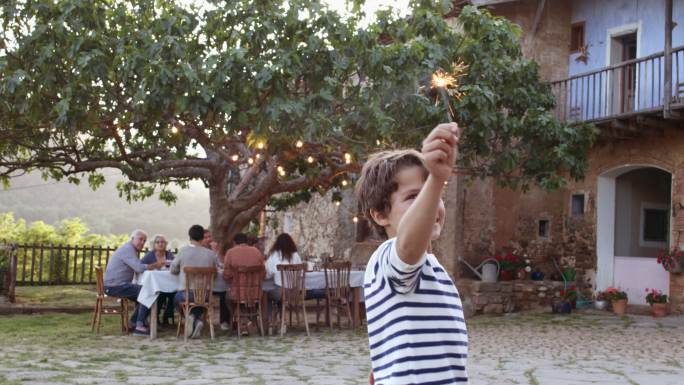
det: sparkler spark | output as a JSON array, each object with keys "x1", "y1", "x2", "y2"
[{"x1": 430, "y1": 62, "x2": 469, "y2": 123}]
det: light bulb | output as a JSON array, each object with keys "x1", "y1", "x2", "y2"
[
  {"x1": 307, "y1": 156, "x2": 314, "y2": 163},
  {"x1": 296, "y1": 140, "x2": 304, "y2": 148}
]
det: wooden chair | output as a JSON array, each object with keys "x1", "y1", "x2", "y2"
[
  {"x1": 322, "y1": 261, "x2": 353, "y2": 329},
  {"x1": 229, "y1": 265, "x2": 265, "y2": 339},
  {"x1": 176, "y1": 266, "x2": 216, "y2": 342},
  {"x1": 91, "y1": 266, "x2": 129, "y2": 335},
  {"x1": 277, "y1": 263, "x2": 309, "y2": 336}
]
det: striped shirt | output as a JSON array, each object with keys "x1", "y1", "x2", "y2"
[{"x1": 364, "y1": 238, "x2": 468, "y2": 385}]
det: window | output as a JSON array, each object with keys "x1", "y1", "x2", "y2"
[
  {"x1": 643, "y1": 209, "x2": 668, "y2": 242},
  {"x1": 571, "y1": 194, "x2": 585, "y2": 216},
  {"x1": 538, "y1": 220, "x2": 550, "y2": 238},
  {"x1": 639, "y1": 203, "x2": 669, "y2": 248},
  {"x1": 570, "y1": 22, "x2": 585, "y2": 53}
]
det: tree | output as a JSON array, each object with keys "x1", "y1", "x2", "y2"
[{"x1": 0, "y1": 1, "x2": 595, "y2": 250}]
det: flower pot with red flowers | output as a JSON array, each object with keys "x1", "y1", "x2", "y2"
[
  {"x1": 645, "y1": 288, "x2": 669, "y2": 317},
  {"x1": 604, "y1": 287, "x2": 628, "y2": 316},
  {"x1": 657, "y1": 247, "x2": 683, "y2": 274},
  {"x1": 495, "y1": 253, "x2": 522, "y2": 281}
]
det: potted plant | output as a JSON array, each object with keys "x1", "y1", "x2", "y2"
[
  {"x1": 604, "y1": 287, "x2": 628, "y2": 316},
  {"x1": 593, "y1": 291, "x2": 608, "y2": 310},
  {"x1": 657, "y1": 247, "x2": 683, "y2": 274},
  {"x1": 561, "y1": 286, "x2": 578, "y2": 308},
  {"x1": 516, "y1": 258, "x2": 532, "y2": 280},
  {"x1": 645, "y1": 288, "x2": 669, "y2": 317},
  {"x1": 495, "y1": 253, "x2": 521, "y2": 281}
]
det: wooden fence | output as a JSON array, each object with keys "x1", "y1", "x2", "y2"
[{"x1": 8, "y1": 243, "x2": 177, "y2": 286}]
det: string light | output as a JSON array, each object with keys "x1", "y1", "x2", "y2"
[
  {"x1": 335, "y1": 201, "x2": 341, "y2": 207},
  {"x1": 295, "y1": 140, "x2": 304, "y2": 148},
  {"x1": 352, "y1": 216, "x2": 359, "y2": 223},
  {"x1": 344, "y1": 153, "x2": 352, "y2": 164},
  {"x1": 341, "y1": 180, "x2": 348, "y2": 187},
  {"x1": 248, "y1": 158, "x2": 254, "y2": 165},
  {"x1": 231, "y1": 154, "x2": 239, "y2": 162},
  {"x1": 307, "y1": 156, "x2": 314, "y2": 163},
  {"x1": 171, "y1": 126, "x2": 178, "y2": 134},
  {"x1": 277, "y1": 166, "x2": 286, "y2": 176},
  {"x1": 255, "y1": 153, "x2": 261, "y2": 159},
  {"x1": 257, "y1": 142, "x2": 265, "y2": 150}
]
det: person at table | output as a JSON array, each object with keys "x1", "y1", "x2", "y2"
[
  {"x1": 170, "y1": 224, "x2": 218, "y2": 339},
  {"x1": 264, "y1": 233, "x2": 302, "y2": 322},
  {"x1": 201, "y1": 228, "x2": 231, "y2": 330},
  {"x1": 141, "y1": 234, "x2": 175, "y2": 327},
  {"x1": 265, "y1": 233, "x2": 302, "y2": 300},
  {"x1": 104, "y1": 229, "x2": 164, "y2": 336},
  {"x1": 223, "y1": 232, "x2": 265, "y2": 286},
  {"x1": 201, "y1": 228, "x2": 213, "y2": 249},
  {"x1": 223, "y1": 232, "x2": 265, "y2": 334}
]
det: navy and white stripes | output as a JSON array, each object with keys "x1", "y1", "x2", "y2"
[{"x1": 365, "y1": 239, "x2": 468, "y2": 385}]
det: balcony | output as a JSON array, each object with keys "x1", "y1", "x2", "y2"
[{"x1": 550, "y1": 46, "x2": 684, "y2": 128}]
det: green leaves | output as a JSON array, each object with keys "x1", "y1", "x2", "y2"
[{"x1": 0, "y1": 0, "x2": 594, "y2": 221}]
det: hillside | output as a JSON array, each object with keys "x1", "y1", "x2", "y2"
[{"x1": 0, "y1": 171, "x2": 210, "y2": 245}]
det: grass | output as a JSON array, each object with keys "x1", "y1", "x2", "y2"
[{"x1": 14, "y1": 285, "x2": 96, "y2": 307}]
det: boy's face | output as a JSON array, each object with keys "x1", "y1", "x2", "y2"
[{"x1": 372, "y1": 165, "x2": 446, "y2": 240}]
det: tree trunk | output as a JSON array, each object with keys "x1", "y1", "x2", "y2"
[{"x1": 208, "y1": 166, "x2": 271, "y2": 255}]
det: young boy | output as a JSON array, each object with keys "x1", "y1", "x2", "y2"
[{"x1": 356, "y1": 123, "x2": 467, "y2": 384}]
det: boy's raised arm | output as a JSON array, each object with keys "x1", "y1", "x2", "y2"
[{"x1": 396, "y1": 123, "x2": 459, "y2": 265}]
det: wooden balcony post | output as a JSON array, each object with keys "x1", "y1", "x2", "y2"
[{"x1": 664, "y1": 0, "x2": 673, "y2": 118}]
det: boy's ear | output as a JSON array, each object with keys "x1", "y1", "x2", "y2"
[{"x1": 369, "y1": 208, "x2": 390, "y2": 227}]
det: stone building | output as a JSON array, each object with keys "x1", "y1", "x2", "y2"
[{"x1": 266, "y1": 0, "x2": 684, "y2": 314}]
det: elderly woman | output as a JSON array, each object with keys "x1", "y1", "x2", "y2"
[{"x1": 141, "y1": 234, "x2": 176, "y2": 326}]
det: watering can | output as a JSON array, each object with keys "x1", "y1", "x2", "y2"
[{"x1": 459, "y1": 257, "x2": 499, "y2": 282}]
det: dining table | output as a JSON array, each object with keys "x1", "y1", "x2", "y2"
[{"x1": 136, "y1": 268, "x2": 366, "y2": 339}]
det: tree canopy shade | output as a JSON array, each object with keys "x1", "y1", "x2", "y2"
[{"x1": 0, "y1": 0, "x2": 595, "y2": 248}]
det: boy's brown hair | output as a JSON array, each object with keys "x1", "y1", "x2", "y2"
[{"x1": 355, "y1": 149, "x2": 428, "y2": 238}]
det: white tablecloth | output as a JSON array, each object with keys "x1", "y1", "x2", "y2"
[
  {"x1": 137, "y1": 270, "x2": 227, "y2": 308},
  {"x1": 137, "y1": 271, "x2": 180, "y2": 308},
  {"x1": 275, "y1": 270, "x2": 365, "y2": 289},
  {"x1": 138, "y1": 270, "x2": 366, "y2": 308}
]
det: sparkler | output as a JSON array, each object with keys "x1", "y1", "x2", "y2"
[
  {"x1": 430, "y1": 62, "x2": 469, "y2": 175},
  {"x1": 430, "y1": 61, "x2": 468, "y2": 123}
]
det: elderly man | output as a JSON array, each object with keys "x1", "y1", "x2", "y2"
[{"x1": 104, "y1": 229, "x2": 164, "y2": 336}]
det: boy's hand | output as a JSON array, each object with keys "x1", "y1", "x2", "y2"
[{"x1": 422, "y1": 123, "x2": 459, "y2": 182}]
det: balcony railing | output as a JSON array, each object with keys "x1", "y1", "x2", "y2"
[{"x1": 550, "y1": 46, "x2": 684, "y2": 123}]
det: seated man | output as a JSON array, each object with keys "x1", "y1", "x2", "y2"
[
  {"x1": 223, "y1": 232, "x2": 265, "y2": 290},
  {"x1": 223, "y1": 233, "x2": 265, "y2": 334},
  {"x1": 104, "y1": 229, "x2": 164, "y2": 336},
  {"x1": 170, "y1": 224, "x2": 218, "y2": 339}
]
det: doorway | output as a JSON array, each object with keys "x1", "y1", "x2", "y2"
[
  {"x1": 596, "y1": 166, "x2": 671, "y2": 305},
  {"x1": 607, "y1": 24, "x2": 639, "y2": 115}
]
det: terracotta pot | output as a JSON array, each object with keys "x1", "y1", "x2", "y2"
[
  {"x1": 499, "y1": 270, "x2": 514, "y2": 281},
  {"x1": 652, "y1": 303, "x2": 669, "y2": 317},
  {"x1": 612, "y1": 299, "x2": 628, "y2": 316}
]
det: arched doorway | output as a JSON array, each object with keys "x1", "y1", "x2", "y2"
[{"x1": 596, "y1": 165, "x2": 671, "y2": 305}]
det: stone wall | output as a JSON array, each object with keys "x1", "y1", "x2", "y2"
[
  {"x1": 264, "y1": 190, "x2": 357, "y2": 260},
  {"x1": 483, "y1": 0, "x2": 572, "y2": 81},
  {"x1": 457, "y1": 278, "x2": 571, "y2": 316}
]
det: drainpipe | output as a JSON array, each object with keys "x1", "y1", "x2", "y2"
[{"x1": 664, "y1": 0, "x2": 673, "y2": 119}]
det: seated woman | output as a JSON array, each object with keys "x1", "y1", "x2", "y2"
[
  {"x1": 265, "y1": 233, "x2": 307, "y2": 322},
  {"x1": 141, "y1": 234, "x2": 175, "y2": 326}
]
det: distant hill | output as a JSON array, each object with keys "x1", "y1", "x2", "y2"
[{"x1": 0, "y1": 171, "x2": 210, "y2": 245}]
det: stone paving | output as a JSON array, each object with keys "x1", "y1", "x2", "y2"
[{"x1": 1, "y1": 311, "x2": 683, "y2": 384}]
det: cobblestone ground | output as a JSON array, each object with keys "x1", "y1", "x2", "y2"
[{"x1": 0, "y1": 311, "x2": 683, "y2": 384}]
